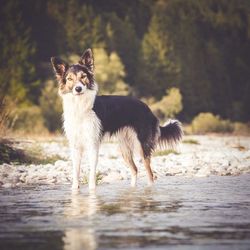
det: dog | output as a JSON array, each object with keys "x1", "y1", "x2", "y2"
[{"x1": 51, "y1": 48, "x2": 183, "y2": 190}]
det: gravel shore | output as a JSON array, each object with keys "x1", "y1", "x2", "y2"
[{"x1": 0, "y1": 135, "x2": 250, "y2": 188}]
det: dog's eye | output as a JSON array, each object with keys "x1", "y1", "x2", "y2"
[
  {"x1": 67, "y1": 78, "x2": 73, "y2": 81},
  {"x1": 81, "y1": 75, "x2": 86, "y2": 80}
]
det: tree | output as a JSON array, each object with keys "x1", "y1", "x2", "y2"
[
  {"x1": 39, "y1": 80, "x2": 62, "y2": 132},
  {"x1": 94, "y1": 48, "x2": 130, "y2": 95},
  {"x1": 0, "y1": 0, "x2": 36, "y2": 105},
  {"x1": 137, "y1": 0, "x2": 250, "y2": 121},
  {"x1": 151, "y1": 88, "x2": 183, "y2": 120},
  {"x1": 136, "y1": 13, "x2": 180, "y2": 98},
  {"x1": 47, "y1": 0, "x2": 106, "y2": 54},
  {"x1": 105, "y1": 14, "x2": 140, "y2": 86}
]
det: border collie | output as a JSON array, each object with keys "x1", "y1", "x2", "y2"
[{"x1": 51, "y1": 48, "x2": 183, "y2": 191}]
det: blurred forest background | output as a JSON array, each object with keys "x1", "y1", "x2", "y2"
[{"x1": 0, "y1": 0, "x2": 250, "y2": 135}]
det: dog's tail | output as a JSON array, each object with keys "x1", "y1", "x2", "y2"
[{"x1": 158, "y1": 119, "x2": 183, "y2": 149}]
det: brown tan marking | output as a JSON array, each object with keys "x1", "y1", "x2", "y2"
[{"x1": 76, "y1": 71, "x2": 90, "y2": 85}]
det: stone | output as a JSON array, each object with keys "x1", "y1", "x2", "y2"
[{"x1": 2, "y1": 183, "x2": 13, "y2": 188}]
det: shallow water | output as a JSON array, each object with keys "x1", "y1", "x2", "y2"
[{"x1": 0, "y1": 175, "x2": 250, "y2": 250}]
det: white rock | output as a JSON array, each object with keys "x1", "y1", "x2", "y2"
[
  {"x1": 195, "y1": 167, "x2": 210, "y2": 177},
  {"x1": 2, "y1": 183, "x2": 13, "y2": 188},
  {"x1": 55, "y1": 160, "x2": 68, "y2": 168},
  {"x1": 11, "y1": 175, "x2": 20, "y2": 184}
]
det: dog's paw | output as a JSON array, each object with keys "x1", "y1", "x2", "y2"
[
  {"x1": 88, "y1": 182, "x2": 96, "y2": 191},
  {"x1": 72, "y1": 182, "x2": 80, "y2": 190},
  {"x1": 147, "y1": 178, "x2": 154, "y2": 187}
]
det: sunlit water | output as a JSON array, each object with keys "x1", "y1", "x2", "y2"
[{"x1": 0, "y1": 175, "x2": 250, "y2": 250}]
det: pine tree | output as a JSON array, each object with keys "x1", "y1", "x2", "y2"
[
  {"x1": 47, "y1": 0, "x2": 106, "y2": 54},
  {"x1": 0, "y1": 0, "x2": 36, "y2": 105}
]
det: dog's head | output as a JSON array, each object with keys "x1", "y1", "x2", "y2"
[{"x1": 51, "y1": 48, "x2": 95, "y2": 96}]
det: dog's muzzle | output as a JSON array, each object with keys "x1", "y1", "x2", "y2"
[
  {"x1": 73, "y1": 82, "x2": 86, "y2": 95},
  {"x1": 75, "y1": 86, "x2": 82, "y2": 93}
]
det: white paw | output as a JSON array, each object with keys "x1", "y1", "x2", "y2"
[
  {"x1": 147, "y1": 180, "x2": 154, "y2": 187},
  {"x1": 72, "y1": 182, "x2": 79, "y2": 190},
  {"x1": 89, "y1": 182, "x2": 96, "y2": 191},
  {"x1": 131, "y1": 176, "x2": 137, "y2": 187}
]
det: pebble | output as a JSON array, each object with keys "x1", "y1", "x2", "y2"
[{"x1": 2, "y1": 183, "x2": 13, "y2": 188}]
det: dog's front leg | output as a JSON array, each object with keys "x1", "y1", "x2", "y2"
[
  {"x1": 87, "y1": 144, "x2": 99, "y2": 191},
  {"x1": 71, "y1": 147, "x2": 82, "y2": 190}
]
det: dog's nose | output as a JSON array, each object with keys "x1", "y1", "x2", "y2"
[{"x1": 75, "y1": 86, "x2": 82, "y2": 93}]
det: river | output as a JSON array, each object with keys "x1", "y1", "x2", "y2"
[{"x1": 0, "y1": 175, "x2": 250, "y2": 250}]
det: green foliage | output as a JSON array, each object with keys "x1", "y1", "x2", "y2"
[
  {"x1": 151, "y1": 88, "x2": 183, "y2": 120},
  {"x1": 183, "y1": 139, "x2": 200, "y2": 145},
  {"x1": 1, "y1": 0, "x2": 250, "y2": 135},
  {"x1": 94, "y1": 48, "x2": 130, "y2": 95},
  {"x1": 137, "y1": 0, "x2": 250, "y2": 121},
  {"x1": 24, "y1": 144, "x2": 66, "y2": 165},
  {"x1": 47, "y1": 0, "x2": 106, "y2": 52},
  {"x1": 11, "y1": 106, "x2": 48, "y2": 135},
  {"x1": 137, "y1": 14, "x2": 180, "y2": 97},
  {"x1": 0, "y1": 96, "x2": 9, "y2": 137},
  {"x1": 154, "y1": 149, "x2": 179, "y2": 157},
  {"x1": 191, "y1": 113, "x2": 234, "y2": 134},
  {"x1": 105, "y1": 14, "x2": 140, "y2": 85},
  {"x1": 0, "y1": 139, "x2": 65, "y2": 164},
  {"x1": 0, "y1": 0, "x2": 37, "y2": 104},
  {"x1": 39, "y1": 80, "x2": 62, "y2": 132},
  {"x1": 233, "y1": 122, "x2": 250, "y2": 136},
  {"x1": 0, "y1": 140, "x2": 26, "y2": 164},
  {"x1": 82, "y1": 171, "x2": 103, "y2": 185}
]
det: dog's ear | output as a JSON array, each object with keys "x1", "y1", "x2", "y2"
[
  {"x1": 51, "y1": 57, "x2": 68, "y2": 80},
  {"x1": 79, "y1": 48, "x2": 94, "y2": 72}
]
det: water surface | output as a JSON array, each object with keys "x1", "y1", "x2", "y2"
[{"x1": 0, "y1": 175, "x2": 250, "y2": 250}]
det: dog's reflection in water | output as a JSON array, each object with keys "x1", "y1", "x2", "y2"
[
  {"x1": 63, "y1": 228, "x2": 97, "y2": 250},
  {"x1": 63, "y1": 190, "x2": 99, "y2": 250}
]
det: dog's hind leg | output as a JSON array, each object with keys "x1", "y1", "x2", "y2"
[
  {"x1": 141, "y1": 154, "x2": 154, "y2": 186},
  {"x1": 138, "y1": 139, "x2": 155, "y2": 186},
  {"x1": 137, "y1": 127, "x2": 157, "y2": 186},
  {"x1": 118, "y1": 129, "x2": 138, "y2": 187},
  {"x1": 71, "y1": 147, "x2": 83, "y2": 190},
  {"x1": 121, "y1": 149, "x2": 138, "y2": 187}
]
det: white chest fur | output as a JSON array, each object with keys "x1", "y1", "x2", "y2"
[{"x1": 62, "y1": 91, "x2": 101, "y2": 149}]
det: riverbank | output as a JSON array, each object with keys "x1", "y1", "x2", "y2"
[{"x1": 0, "y1": 135, "x2": 249, "y2": 188}]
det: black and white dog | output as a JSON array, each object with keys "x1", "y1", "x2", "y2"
[{"x1": 51, "y1": 49, "x2": 182, "y2": 190}]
